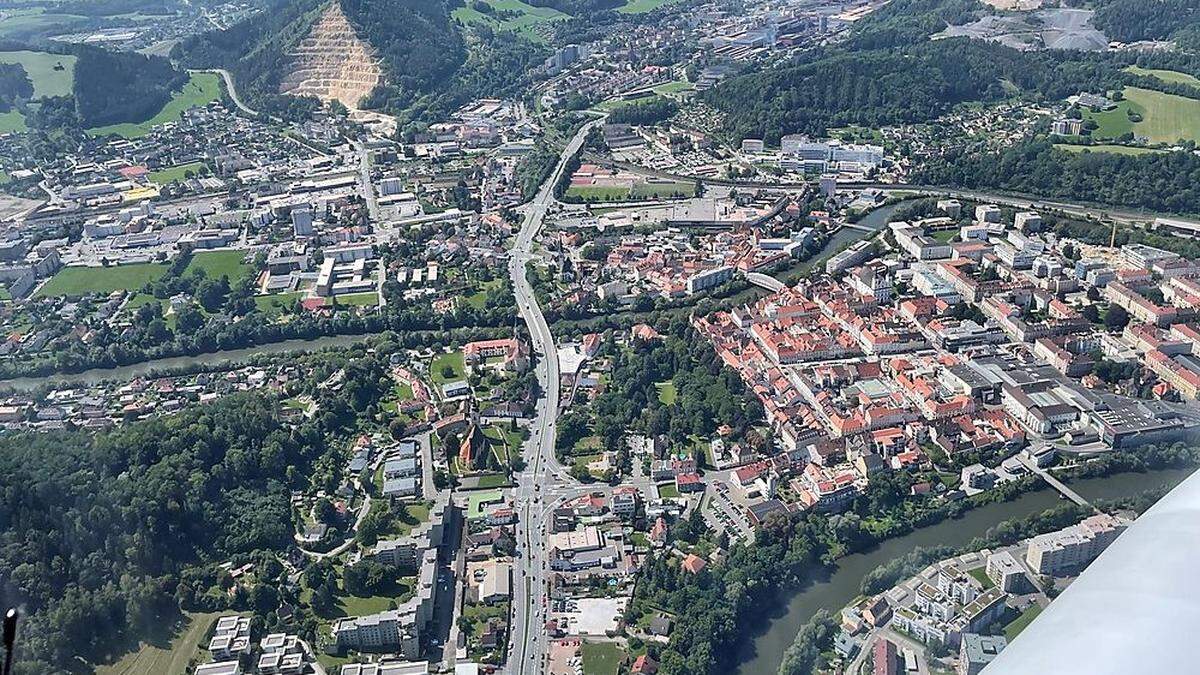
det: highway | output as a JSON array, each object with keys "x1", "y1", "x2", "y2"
[{"x1": 507, "y1": 118, "x2": 602, "y2": 675}]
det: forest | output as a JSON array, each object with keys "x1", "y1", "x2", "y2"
[
  {"x1": 1092, "y1": 0, "x2": 1198, "y2": 44},
  {"x1": 702, "y1": 39, "x2": 1128, "y2": 142},
  {"x1": 72, "y1": 46, "x2": 188, "y2": 127},
  {"x1": 0, "y1": 64, "x2": 32, "y2": 112},
  {"x1": 0, "y1": 393, "x2": 326, "y2": 672},
  {"x1": 913, "y1": 139, "x2": 1200, "y2": 215}
]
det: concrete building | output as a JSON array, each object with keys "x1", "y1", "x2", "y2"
[
  {"x1": 1025, "y1": 513, "x2": 1130, "y2": 576},
  {"x1": 958, "y1": 633, "x2": 1006, "y2": 675},
  {"x1": 985, "y1": 551, "x2": 1028, "y2": 592}
]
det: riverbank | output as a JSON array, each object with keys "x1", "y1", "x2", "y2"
[
  {"x1": 734, "y1": 467, "x2": 1195, "y2": 675},
  {"x1": 0, "y1": 334, "x2": 371, "y2": 391}
]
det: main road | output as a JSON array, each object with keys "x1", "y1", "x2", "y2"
[{"x1": 507, "y1": 118, "x2": 603, "y2": 675}]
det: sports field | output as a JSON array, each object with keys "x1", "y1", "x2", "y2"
[
  {"x1": 1086, "y1": 87, "x2": 1200, "y2": 145},
  {"x1": 0, "y1": 50, "x2": 76, "y2": 98},
  {"x1": 148, "y1": 161, "x2": 206, "y2": 185},
  {"x1": 565, "y1": 181, "x2": 696, "y2": 202},
  {"x1": 88, "y1": 72, "x2": 221, "y2": 138},
  {"x1": 184, "y1": 250, "x2": 253, "y2": 282},
  {"x1": 36, "y1": 263, "x2": 168, "y2": 297}
]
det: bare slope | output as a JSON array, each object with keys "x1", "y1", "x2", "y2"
[{"x1": 278, "y1": 0, "x2": 382, "y2": 109}]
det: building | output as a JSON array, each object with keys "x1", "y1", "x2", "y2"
[
  {"x1": 958, "y1": 633, "x2": 1006, "y2": 675},
  {"x1": 873, "y1": 638, "x2": 899, "y2": 675},
  {"x1": 985, "y1": 551, "x2": 1028, "y2": 592},
  {"x1": 1025, "y1": 513, "x2": 1130, "y2": 576}
]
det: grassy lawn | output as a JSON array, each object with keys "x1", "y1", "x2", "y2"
[
  {"x1": 95, "y1": 611, "x2": 220, "y2": 675},
  {"x1": 185, "y1": 250, "x2": 252, "y2": 282},
  {"x1": 581, "y1": 641, "x2": 625, "y2": 675},
  {"x1": 657, "y1": 483, "x2": 680, "y2": 499},
  {"x1": 452, "y1": 0, "x2": 566, "y2": 41},
  {"x1": 0, "y1": 109, "x2": 26, "y2": 134},
  {"x1": 37, "y1": 263, "x2": 168, "y2": 297},
  {"x1": 1084, "y1": 87, "x2": 1200, "y2": 145},
  {"x1": 254, "y1": 291, "x2": 304, "y2": 316},
  {"x1": 88, "y1": 72, "x2": 221, "y2": 138},
  {"x1": 0, "y1": 50, "x2": 76, "y2": 98},
  {"x1": 967, "y1": 567, "x2": 995, "y2": 589},
  {"x1": 1125, "y1": 65, "x2": 1200, "y2": 88},
  {"x1": 1053, "y1": 143, "x2": 1168, "y2": 156},
  {"x1": 655, "y1": 380, "x2": 677, "y2": 404},
  {"x1": 465, "y1": 278, "x2": 503, "y2": 309},
  {"x1": 1004, "y1": 603, "x2": 1043, "y2": 640},
  {"x1": 430, "y1": 350, "x2": 465, "y2": 384},
  {"x1": 335, "y1": 292, "x2": 379, "y2": 307},
  {"x1": 149, "y1": 161, "x2": 206, "y2": 185},
  {"x1": 619, "y1": 0, "x2": 679, "y2": 12},
  {"x1": 474, "y1": 473, "x2": 510, "y2": 489},
  {"x1": 394, "y1": 381, "x2": 414, "y2": 401},
  {"x1": 928, "y1": 229, "x2": 957, "y2": 243},
  {"x1": 467, "y1": 489, "x2": 505, "y2": 518}
]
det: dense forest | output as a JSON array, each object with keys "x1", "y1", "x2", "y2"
[
  {"x1": 914, "y1": 139, "x2": 1200, "y2": 215},
  {"x1": 0, "y1": 393, "x2": 327, "y2": 672},
  {"x1": 72, "y1": 45, "x2": 188, "y2": 127},
  {"x1": 703, "y1": 39, "x2": 1128, "y2": 142},
  {"x1": 1092, "y1": 0, "x2": 1198, "y2": 44}
]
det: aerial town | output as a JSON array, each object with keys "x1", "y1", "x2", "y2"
[{"x1": 1, "y1": 0, "x2": 1199, "y2": 674}]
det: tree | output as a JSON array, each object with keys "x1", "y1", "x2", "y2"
[
  {"x1": 1104, "y1": 304, "x2": 1130, "y2": 331},
  {"x1": 176, "y1": 303, "x2": 204, "y2": 334}
]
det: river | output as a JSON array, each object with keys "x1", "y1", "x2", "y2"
[
  {"x1": 733, "y1": 467, "x2": 1196, "y2": 675},
  {"x1": 0, "y1": 334, "x2": 370, "y2": 391}
]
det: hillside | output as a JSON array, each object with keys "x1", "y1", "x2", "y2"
[
  {"x1": 278, "y1": 1, "x2": 384, "y2": 109},
  {"x1": 176, "y1": 0, "x2": 545, "y2": 127}
]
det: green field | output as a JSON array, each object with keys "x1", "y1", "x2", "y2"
[
  {"x1": 619, "y1": 0, "x2": 679, "y2": 12},
  {"x1": 657, "y1": 483, "x2": 680, "y2": 499},
  {"x1": 95, "y1": 611, "x2": 221, "y2": 675},
  {"x1": 431, "y1": 350, "x2": 466, "y2": 384},
  {"x1": 967, "y1": 567, "x2": 995, "y2": 589},
  {"x1": 185, "y1": 250, "x2": 252, "y2": 282},
  {"x1": 335, "y1": 291, "x2": 379, "y2": 307},
  {"x1": 452, "y1": 0, "x2": 567, "y2": 40},
  {"x1": 1004, "y1": 603, "x2": 1044, "y2": 640},
  {"x1": 0, "y1": 50, "x2": 76, "y2": 98},
  {"x1": 1125, "y1": 65, "x2": 1200, "y2": 88},
  {"x1": 1053, "y1": 143, "x2": 1168, "y2": 156},
  {"x1": 566, "y1": 181, "x2": 696, "y2": 202},
  {"x1": 88, "y1": 72, "x2": 221, "y2": 138},
  {"x1": 36, "y1": 263, "x2": 168, "y2": 297},
  {"x1": 655, "y1": 380, "x2": 677, "y2": 404},
  {"x1": 149, "y1": 161, "x2": 206, "y2": 185},
  {"x1": 652, "y1": 80, "x2": 695, "y2": 96},
  {"x1": 0, "y1": 110, "x2": 26, "y2": 134},
  {"x1": 254, "y1": 291, "x2": 303, "y2": 315},
  {"x1": 594, "y1": 93, "x2": 657, "y2": 112},
  {"x1": 581, "y1": 641, "x2": 624, "y2": 675},
  {"x1": 1085, "y1": 87, "x2": 1200, "y2": 145},
  {"x1": 0, "y1": 9, "x2": 89, "y2": 41}
]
